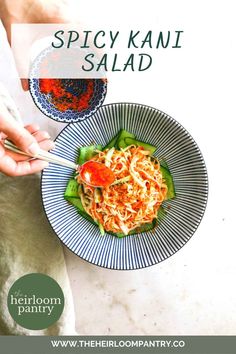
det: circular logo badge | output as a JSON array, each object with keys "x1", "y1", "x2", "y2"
[{"x1": 7, "y1": 273, "x2": 64, "y2": 330}]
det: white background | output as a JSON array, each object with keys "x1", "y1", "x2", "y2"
[{"x1": 0, "y1": 0, "x2": 236, "y2": 334}]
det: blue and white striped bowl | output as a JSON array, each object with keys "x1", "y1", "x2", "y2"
[{"x1": 41, "y1": 103, "x2": 208, "y2": 270}]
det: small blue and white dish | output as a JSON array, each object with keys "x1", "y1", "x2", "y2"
[
  {"x1": 29, "y1": 78, "x2": 107, "y2": 123},
  {"x1": 29, "y1": 47, "x2": 107, "y2": 123}
]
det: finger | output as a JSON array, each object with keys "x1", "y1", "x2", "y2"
[
  {"x1": 24, "y1": 127, "x2": 54, "y2": 148},
  {"x1": 0, "y1": 103, "x2": 40, "y2": 156},
  {"x1": 21, "y1": 79, "x2": 29, "y2": 91},
  {"x1": 2, "y1": 149, "x2": 30, "y2": 162},
  {"x1": 0, "y1": 132, "x2": 7, "y2": 140},
  {"x1": 30, "y1": 130, "x2": 55, "y2": 150},
  {"x1": 38, "y1": 139, "x2": 55, "y2": 151},
  {"x1": 3, "y1": 139, "x2": 55, "y2": 162},
  {"x1": 0, "y1": 153, "x2": 49, "y2": 176},
  {"x1": 25, "y1": 123, "x2": 40, "y2": 134},
  {"x1": 3, "y1": 138, "x2": 55, "y2": 163},
  {"x1": 1, "y1": 122, "x2": 40, "y2": 146},
  {"x1": 32, "y1": 130, "x2": 51, "y2": 143},
  {"x1": 0, "y1": 139, "x2": 28, "y2": 162},
  {"x1": 15, "y1": 159, "x2": 49, "y2": 176}
]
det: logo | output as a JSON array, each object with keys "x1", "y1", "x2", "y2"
[{"x1": 7, "y1": 273, "x2": 64, "y2": 330}]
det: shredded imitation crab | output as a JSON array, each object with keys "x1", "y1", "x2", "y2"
[{"x1": 77, "y1": 145, "x2": 168, "y2": 235}]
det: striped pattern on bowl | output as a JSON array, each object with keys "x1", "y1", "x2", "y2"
[{"x1": 41, "y1": 103, "x2": 208, "y2": 270}]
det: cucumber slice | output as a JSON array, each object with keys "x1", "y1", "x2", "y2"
[
  {"x1": 124, "y1": 137, "x2": 157, "y2": 154},
  {"x1": 65, "y1": 197, "x2": 97, "y2": 225},
  {"x1": 64, "y1": 179, "x2": 78, "y2": 198},
  {"x1": 98, "y1": 222, "x2": 105, "y2": 236},
  {"x1": 77, "y1": 144, "x2": 102, "y2": 165},
  {"x1": 103, "y1": 135, "x2": 118, "y2": 150},
  {"x1": 160, "y1": 159, "x2": 169, "y2": 169},
  {"x1": 130, "y1": 219, "x2": 157, "y2": 234},
  {"x1": 65, "y1": 196, "x2": 84, "y2": 211},
  {"x1": 116, "y1": 129, "x2": 135, "y2": 149},
  {"x1": 77, "y1": 210, "x2": 97, "y2": 225},
  {"x1": 160, "y1": 166, "x2": 176, "y2": 200}
]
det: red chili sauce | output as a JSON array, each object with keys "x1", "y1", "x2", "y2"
[
  {"x1": 39, "y1": 79, "x2": 94, "y2": 112},
  {"x1": 79, "y1": 161, "x2": 115, "y2": 188}
]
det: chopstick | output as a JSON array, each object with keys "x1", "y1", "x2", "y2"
[{"x1": 4, "y1": 139, "x2": 78, "y2": 170}]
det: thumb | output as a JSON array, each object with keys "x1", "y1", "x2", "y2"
[{"x1": 0, "y1": 103, "x2": 40, "y2": 156}]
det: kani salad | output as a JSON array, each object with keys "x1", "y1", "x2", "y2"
[{"x1": 64, "y1": 130, "x2": 176, "y2": 237}]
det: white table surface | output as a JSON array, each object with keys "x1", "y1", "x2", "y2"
[{"x1": 0, "y1": 0, "x2": 235, "y2": 335}]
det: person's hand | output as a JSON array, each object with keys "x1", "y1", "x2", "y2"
[
  {"x1": 0, "y1": 0, "x2": 77, "y2": 90},
  {"x1": 0, "y1": 102, "x2": 55, "y2": 176}
]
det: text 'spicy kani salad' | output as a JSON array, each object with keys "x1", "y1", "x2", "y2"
[{"x1": 64, "y1": 130, "x2": 176, "y2": 237}]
